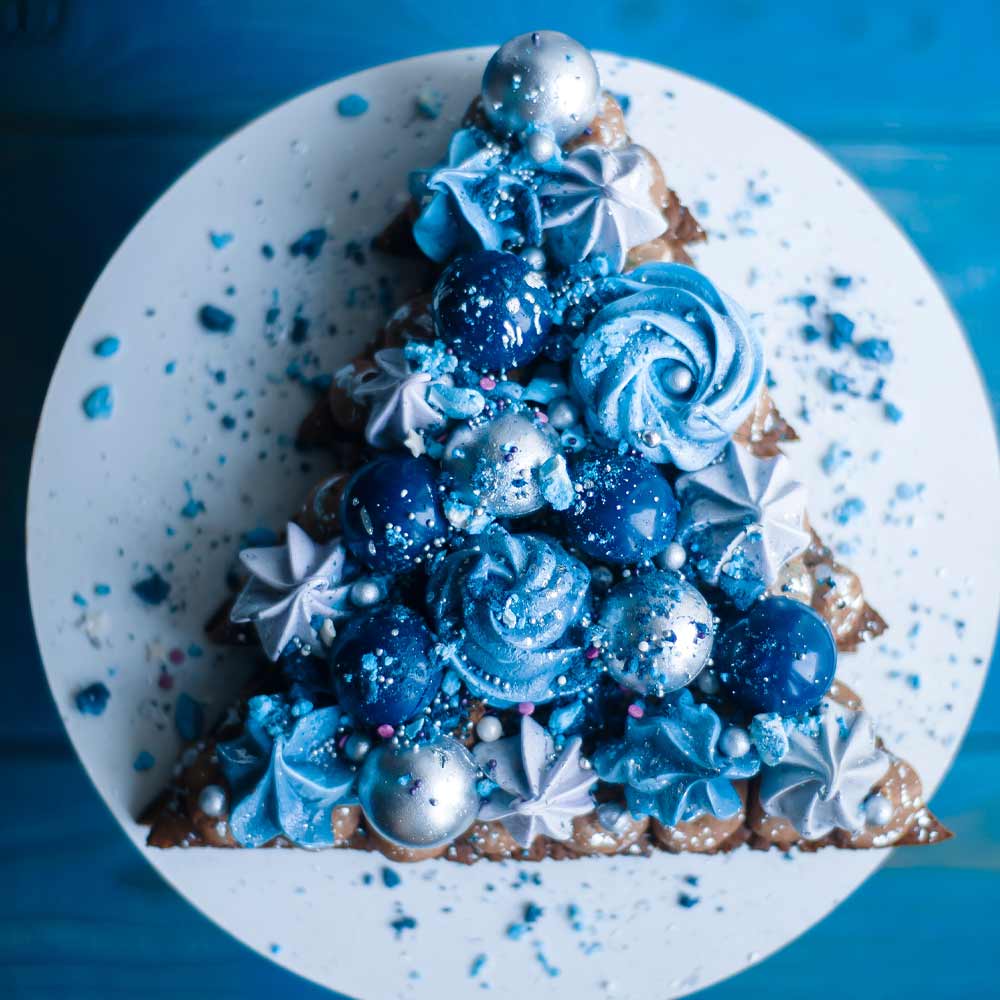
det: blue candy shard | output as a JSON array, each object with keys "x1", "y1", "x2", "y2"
[{"x1": 82, "y1": 385, "x2": 114, "y2": 419}]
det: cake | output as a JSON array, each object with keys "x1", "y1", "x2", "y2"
[{"x1": 142, "y1": 31, "x2": 951, "y2": 862}]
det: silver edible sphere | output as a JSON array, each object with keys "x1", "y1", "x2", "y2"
[
  {"x1": 344, "y1": 733, "x2": 372, "y2": 762},
  {"x1": 596, "y1": 801, "x2": 632, "y2": 836},
  {"x1": 547, "y1": 397, "x2": 580, "y2": 431},
  {"x1": 520, "y1": 246, "x2": 547, "y2": 272},
  {"x1": 476, "y1": 715, "x2": 503, "y2": 743},
  {"x1": 718, "y1": 725, "x2": 752, "y2": 758},
  {"x1": 864, "y1": 792, "x2": 894, "y2": 827},
  {"x1": 442, "y1": 411, "x2": 560, "y2": 517},
  {"x1": 696, "y1": 668, "x2": 720, "y2": 696},
  {"x1": 481, "y1": 31, "x2": 600, "y2": 145},
  {"x1": 666, "y1": 365, "x2": 694, "y2": 394},
  {"x1": 599, "y1": 570, "x2": 715, "y2": 696},
  {"x1": 525, "y1": 131, "x2": 558, "y2": 163},
  {"x1": 198, "y1": 783, "x2": 227, "y2": 818},
  {"x1": 350, "y1": 578, "x2": 385, "y2": 608},
  {"x1": 357, "y1": 735, "x2": 480, "y2": 849},
  {"x1": 663, "y1": 542, "x2": 687, "y2": 571}
]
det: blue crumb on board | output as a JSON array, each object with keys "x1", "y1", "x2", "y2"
[
  {"x1": 133, "y1": 751, "x2": 155, "y2": 772},
  {"x1": 289, "y1": 228, "x2": 328, "y2": 261},
  {"x1": 198, "y1": 304, "x2": 235, "y2": 333},
  {"x1": 209, "y1": 230, "x2": 234, "y2": 249},
  {"x1": 93, "y1": 335, "x2": 120, "y2": 357},
  {"x1": 336, "y1": 93, "x2": 369, "y2": 117},
  {"x1": 174, "y1": 693, "x2": 204, "y2": 741},
  {"x1": 75, "y1": 682, "x2": 110, "y2": 716},
  {"x1": 82, "y1": 385, "x2": 114, "y2": 419},
  {"x1": 132, "y1": 570, "x2": 171, "y2": 606}
]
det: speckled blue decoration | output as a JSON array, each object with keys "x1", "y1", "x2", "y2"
[
  {"x1": 339, "y1": 454, "x2": 447, "y2": 573},
  {"x1": 431, "y1": 250, "x2": 553, "y2": 372},
  {"x1": 328, "y1": 606, "x2": 443, "y2": 728},
  {"x1": 715, "y1": 596, "x2": 838, "y2": 715},
  {"x1": 566, "y1": 450, "x2": 678, "y2": 563}
]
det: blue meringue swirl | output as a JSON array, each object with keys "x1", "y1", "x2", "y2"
[
  {"x1": 571, "y1": 263, "x2": 764, "y2": 471},
  {"x1": 427, "y1": 525, "x2": 595, "y2": 706},
  {"x1": 217, "y1": 694, "x2": 355, "y2": 848},
  {"x1": 411, "y1": 128, "x2": 542, "y2": 262},
  {"x1": 592, "y1": 690, "x2": 760, "y2": 826}
]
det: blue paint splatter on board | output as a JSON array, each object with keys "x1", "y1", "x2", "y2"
[
  {"x1": 381, "y1": 867, "x2": 401, "y2": 889},
  {"x1": 337, "y1": 93, "x2": 369, "y2": 117},
  {"x1": 198, "y1": 304, "x2": 235, "y2": 333},
  {"x1": 180, "y1": 482, "x2": 206, "y2": 519},
  {"x1": 132, "y1": 570, "x2": 171, "y2": 606},
  {"x1": 82, "y1": 385, "x2": 114, "y2": 419},
  {"x1": 93, "y1": 336, "x2": 120, "y2": 358},
  {"x1": 289, "y1": 228, "x2": 328, "y2": 261},
  {"x1": 75, "y1": 682, "x2": 111, "y2": 716}
]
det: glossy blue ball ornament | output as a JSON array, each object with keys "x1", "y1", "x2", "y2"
[
  {"x1": 329, "y1": 606, "x2": 443, "y2": 728},
  {"x1": 715, "y1": 596, "x2": 837, "y2": 715},
  {"x1": 432, "y1": 250, "x2": 553, "y2": 372},
  {"x1": 340, "y1": 454, "x2": 447, "y2": 573},
  {"x1": 566, "y1": 451, "x2": 678, "y2": 563}
]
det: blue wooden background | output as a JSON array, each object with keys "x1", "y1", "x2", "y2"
[{"x1": 4, "y1": 2, "x2": 999, "y2": 997}]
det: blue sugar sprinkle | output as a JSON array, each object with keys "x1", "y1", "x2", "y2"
[
  {"x1": 337, "y1": 93, "x2": 369, "y2": 117},
  {"x1": 290, "y1": 314, "x2": 310, "y2": 343},
  {"x1": 469, "y1": 953, "x2": 488, "y2": 978},
  {"x1": 820, "y1": 441, "x2": 852, "y2": 476},
  {"x1": 382, "y1": 867, "x2": 401, "y2": 888},
  {"x1": 93, "y1": 336, "x2": 120, "y2": 357},
  {"x1": 827, "y1": 371, "x2": 858, "y2": 396},
  {"x1": 289, "y1": 228, "x2": 328, "y2": 261},
  {"x1": 133, "y1": 750, "x2": 155, "y2": 772},
  {"x1": 72, "y1": 592, "x2": 87, "y2": 607},
  {"x1": 678, "y1": 892, "x2": 700, "y2": 908},
  {"x1": 164, "y1": 361, "x2": 176, "y2": 374},
  {"x1": 869, "y1": 377, "x2": 886, "y2": 402},
  {"x1": 505, "y1": 922, "x2": 527, "y2": 941},
  {"x1": 793, "y1": 293, "x2": 817, "y2": 313},
  {"x1": 524, "y1": 902, "x2": 543, "y2": 924},
  {"x1": 198, "y1": 304, "x2": 235, "y2": 334},
  {"x1": 261, "y1": 243, "x2": 275, "y2": 259},
  {"x1": 180, "y1": 497, "x2": 205, "y2": 519},
  {"x1": 802, "y1": 323, "x2": 822, "y2": 343},
  {"x1": 221, "y1": 414, "x2": 236, "y2": 430},
  {"x1": 209, "y1": 231, "x2": 234, "y2": 249},
  {"x1": 828, "y1": 312, "x2": 855, "y2": 350},
  {"x1": 856, "y1": 338, "x2": 894, "y2": 364},
  {"x1": 269, "y1": 943, "x2": 281, "y2": 955},
  {"x1": 390, "y1": 914, "x2": 417, "y2": 938},
  {"x1": 833, "y1": 497, "x2": 866, "y2": 525},
  {"x1": 132, "y1": 570, "x2": 171, "y2": 606},
  {"x1": 832, "y1": 274, "x2": 853, "y2": 289},
  {"x1": 82, "y1": 385, "x2": 114, "y2": 420},
  {"x1": 174, "y1": 692, "x2": 204, "y2": 741},
  {"x1": 75, "y1": 682, "x2": 111, "y2": 716},
  {"x1": 884, "y1": 402, "x2": 904, "y2": 423}
]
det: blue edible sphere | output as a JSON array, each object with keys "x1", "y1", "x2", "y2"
[
  {"x1": 340, "y1": 454, "x2": 447, "y2": 573},
  {"x1": 329, "y1": 606, "x2": 443, "y2": 728},
  {"x1": 566, "y1": 451, "x2": 678, "y2": 563},
  {"x1": 715, "y1": 597, "x2": 837, "y2": 715},
  {"x1": 432, "y1": 250, "x2": 553, "y2": 372}
]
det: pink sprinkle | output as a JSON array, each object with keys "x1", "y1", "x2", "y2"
[
  {"x1": 479, "y1": 376, "x2": 496, "y2": 391},
  {"x1": 157, "y1": 672, "x2": 174, "y2": 691},
  {"x1": 584, "y1": 645, "x2": 600, "y2": 660},
  {"x1": 338, "y1": 734, "x2": 348, "y2": 748},
  {"x1": 627, "y1": 704, "x2": 645, "y2": 719},
  {"x1": 168, "y1": 647, "x2": 185, "y2": 665},
  {"x1": 377, "y1": 724, "x2": 395, "y2": 738},
  {"x1": 517, "y1": 702, "x2": 535, "y2": 716},
  {"x1": 535, "y1": 410, "x2": 548, "y2": 424}
]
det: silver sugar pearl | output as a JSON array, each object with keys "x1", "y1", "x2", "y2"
[
  {"x1": 358, "y1": 735, "x2": 480, "y2": 849},
  {"x1": 596, "y1": 802, "x2": 632, "y2": 836},
  {"x1": 475, "y1": 715, "x2": 503, "y2": 742},
  {"x1": 197, "y1": 783, "x2": 227, "y2": 818},
  {"x1": 344, "y1": 733, "x2": 372, "y2": 762},
  {"x1": 642, "y1": 429, "x2": 662, "y2": 448},
  {"x1": 520, "y1": 246, "x2": 547, "y2": 272},
  {"x1": 864, "y1": 792, "x2": 894, "y2": 827},
  {"x1": 442, "y1": 411, "x2": 560, "y2": 517},
  {"x1": 548, "y1": 397, "x2": 580, "y2": 431},
  {"x1": 666, "y1": 365, "x2": 694, "y2": 394},
  {"x1": 696, "y1": 668, "x2": 721, "y2": 696},
  {"x1": 718, "y1": 725, "x2": 752, "y2": 758},
  {"x1": 664, "y1": 542, "x2": 687, "y2": 571},
  {"x1": 481, "y1": 31, "x2": 600, "y2": 145},
  {"x1": 525, "y1": 130, "x2": 558, "y2": 163},
  {"x1": 350, "y1": 578, "x2": 385, "y2": 608}
]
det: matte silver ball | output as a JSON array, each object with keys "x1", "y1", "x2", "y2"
[
  {"x1": 666, "y1": 365, "x2": 694, "y2": 394},
  {"x1": 596, "y1": 802, "x2": 631, "y2": 836},
  {"x1": 520, "y1": 246, "x2": 547, "y2": 272},
  {"x1": 599, "y1": 570, "x2": 715, "y2": 696},
  {"x1": 198, "y1": 784, "x2": 227, "y2": 818},
  {"x1": 442, "y1": 411, "x2": 560, "y2": 517},
  {"x1": 476, "y1": 715, "x2": 503, "y2": 742},
  {"x1": 718, "y1": 726, "x2": 752, "y2": 758},
  {"x1": 864, "y1": 792, "x2": 894, "y2": 827},
  {"x1": 481, "y1": 31, "x2": 600, "y2": 145},
  {"x1": 350, "y1": 578, "x2": 384, "y2": 608},
  {"x1": 664, "y1": 542, "x2": 687, "y2": 571},
  {"x1": 547, "y1": 397, "x2": 580, "y2": 431},
  {"x1": 344, "y1": 733, "x2": 372, "y2": 762},
  {"x1": 525, "y1": 131, "x2": 558, "y2": 163},
  {"x1": 357, "y1": 735, "x2": 480, "y2": 849}
]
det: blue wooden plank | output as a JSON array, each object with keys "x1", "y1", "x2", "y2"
[{"x1": 0, "y1": 0, "x2": 999, "y2": 135}]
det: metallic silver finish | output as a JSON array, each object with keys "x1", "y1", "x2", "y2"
[
  {"x1": 718, "y1": 725, "x2": 752, "y2": 759},
  {"x1": 864, "y1": 792, "x2": 894, "y2": 827},
  {"x1": 197, "y1": 784, "x2": 227, "y2": 818},
  {"x1": 547, "y1": 397, "x2": 580, "y2": 431}
]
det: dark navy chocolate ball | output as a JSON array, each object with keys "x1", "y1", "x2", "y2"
[
  {"x1": 715, "y1": 596, "x2": 837, "y2": 715},
  {"x1": 566, "y1": 451, "x2": 678, "y2": 564},
  {"x1": 432, "y1": 250, "x2": 553, "y2": 372},
  {"x1": 329, "y1": 606, "x2": 443, "y2": 728},
  {"x1": 340, "y1": 454, "x2": 447, "y2": 573}
]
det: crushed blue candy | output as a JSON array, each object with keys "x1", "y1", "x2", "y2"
[
  {"x1": 337, "y1": 94, "x2": 369, "y2": 117},
  {"x1": 833, "y1": 497, "x2": 866, "y2": 525},
  {"x1": 93, "y1": 336, "x2": 120, "y2": 357},
  {"x1": 381, "y1": 867, "x2": 401, "y2": 889},
  {"x1": 884, "y1": 402, "x2": 904, "y2": 423},
  {"x1": 174, "y1": 692, "x2": 204, "y2": 741},
  {"x1": 856, "y1": 338, "x2": 893, "y2": 364},
  {"x1": 820, "y1": 441, "x2": 852, "y2": 476},
  {"x1": 198, "y1": 304, "x2": 235, "y2": 334},
  {"x1": 469, "y1": 953, "x2": 488, "y2": 978},
  {"x1": 82, "y1": 385, "x2": 114, "y2": 419},
  {"x1": 209, "y1": 231, "x2": 234, "y2": 249},
  {"x1": 75, "y1": 682, "x2": 111, "y2": 716},
  {"x1": 289, "y1": 228, "x2": 328, "y2": 261},
  {"x1": 828, "y1": 313, "x2": 855, "y2": 350},
  {"x1": 132, "y1": 570, "x2": 171, "y2": 606}
]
